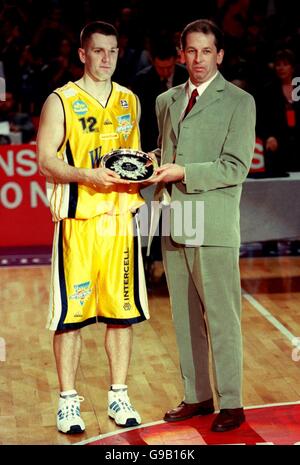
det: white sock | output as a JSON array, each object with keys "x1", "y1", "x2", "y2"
[
  {"x1": 60, "y1": 389, "x2": 77, "y2": 398},
  {"x1": 110, "y1": 384, "x2": 127, "y2": 392}
]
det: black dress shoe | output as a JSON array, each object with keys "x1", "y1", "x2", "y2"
[
  {"x1": 211, "y1": 408, "x2": 245, "y2": 432},
  {"x1": 164, "y1": 399, "x2": 214, "y2": 422}
]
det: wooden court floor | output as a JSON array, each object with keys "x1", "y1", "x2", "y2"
[{"x1": 0, "y1": 256, "x2": 300, "y2": 445}]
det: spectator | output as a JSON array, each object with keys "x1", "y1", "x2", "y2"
[
  {"x1": 257, "y1": 48, "x2": 300, "y2": 173},
  {"x1": 132, "y1": 41, "x2": 188, "y2": 153},
  {"x1": 0, "y1": 90, "x2": 35, "y2": 143}
]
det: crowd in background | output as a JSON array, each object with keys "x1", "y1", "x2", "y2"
[{"x1": 0, "y1": 1, "x2": 300, "y2": 142}]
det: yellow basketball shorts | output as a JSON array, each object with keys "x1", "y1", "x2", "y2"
[{"x1": 47, "y1": 212, "x2": 149, "y2": 330}]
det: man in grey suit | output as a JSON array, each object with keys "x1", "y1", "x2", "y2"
[{"x1": 149, "y1": 19, "x2": 256, "y2": 432}]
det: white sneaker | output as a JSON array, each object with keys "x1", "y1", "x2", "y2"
[
  {"x1": 108, "y1": 389, "x2": 141, "y2": 427},
  {"x1": 57, "y1": 393, "x2": 85, "y2": 434}
]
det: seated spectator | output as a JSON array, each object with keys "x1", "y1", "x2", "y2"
[
  {"x1": 0, "y1": 91, "x2": 35, "y2": 143},
  {"x1": 257, "y1": 48, "x2": 300, "y2": 173}
]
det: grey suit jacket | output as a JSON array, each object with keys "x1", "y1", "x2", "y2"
[{"x1": 152, "y1": 72, "x2": 256, "y2": 247}]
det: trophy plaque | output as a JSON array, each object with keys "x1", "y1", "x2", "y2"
[{"x1": 101, "y1": 149, "x2": 157, "y2": 182}]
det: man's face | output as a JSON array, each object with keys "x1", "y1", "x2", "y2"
[
  {"x1": 153, "y1": 57, "x2": 176, "y2": 80},
  {"x1": 182, "y1": 32, "x2": 224, "y2": 86},
  {"x1": 78, "y1": 33, "x2": 119, "y2": 81}
]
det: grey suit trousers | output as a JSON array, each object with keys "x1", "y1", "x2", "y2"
[{"x1": 162, "y1": 235, "x2": 243, "y2": 409}]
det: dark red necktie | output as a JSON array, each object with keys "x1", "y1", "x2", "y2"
[{"x1": 183, "y1": 88, "x2": 198, "y2": 118}]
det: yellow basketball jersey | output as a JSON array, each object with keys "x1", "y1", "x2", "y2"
[{"x1": 47, "y1": 81, "x2": 145, "y2": 220}]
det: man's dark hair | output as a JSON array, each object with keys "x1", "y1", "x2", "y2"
[
  {"x1": 151, "y1": 42, "x2": 178, "y2": 61},
  {"x1": 181, "y1": 19, "x2": 224, "y2": 52},
  {"x1": 80, "y1": 21, "x2": 119, "y2": 49}
]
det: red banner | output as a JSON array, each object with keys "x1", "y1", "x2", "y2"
[{"x1": 0, "y1": 144, "x2": 54, "y2": 247}]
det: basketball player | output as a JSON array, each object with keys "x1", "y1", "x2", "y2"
[{"x1": 37, "y1": 21, "x2": 149, "y2": 434}]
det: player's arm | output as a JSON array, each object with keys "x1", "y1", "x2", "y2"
[{"x1": 37, "y1": 93, "x2": 129, "y2": 187}]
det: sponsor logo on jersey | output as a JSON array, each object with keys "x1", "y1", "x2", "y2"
[
  {"x1": 123, "y1": 249, "x2": 131, "y2": 309},
  {"x1": 116, "y1": 114, "x2": 133, "y2": 140},
  {"x1": 120, "y1": 99, "x2": 129, "y2": 109},
  {"x1": 100, "y1": 133, "x2": 119, "y2": 140},
  {"x1": 70, "y1": 281, "x2": 92, "y2": 306},
  {"x1": 104, "y1": 119, "x2": 113, "y2": 125},
  {"x1": 72, "y1": 99, "x2": 89, "y2": 115}
]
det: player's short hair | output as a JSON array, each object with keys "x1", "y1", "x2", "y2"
[{"x1": 80, "y1": 21, "x2": 118, "y2": 49}]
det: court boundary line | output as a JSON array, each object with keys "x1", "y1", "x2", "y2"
[
  {"x1": 242, "y1": 290, "x2": 297, "y2": 344},
  {"x1": 74, "y1": 400, "x2": 300, "y2": 445}
]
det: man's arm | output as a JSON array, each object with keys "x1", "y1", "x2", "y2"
[{"x1": 37, "y1": 93, "x2": 129, "y2": 188}]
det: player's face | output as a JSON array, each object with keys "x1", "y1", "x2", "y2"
[
  {"x1": 79, "y1": 33, "x2": 119, "y2": 81},
  {"x1": 182, "y1": 32, "x2": 224, "y2": 86}
]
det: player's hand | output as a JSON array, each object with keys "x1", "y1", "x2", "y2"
[{"x1": 90, "y1": 167, "x2": 130, "y2": 188}]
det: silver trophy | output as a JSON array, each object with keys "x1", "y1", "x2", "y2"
[{"x1": 101, "y1": 149, "x2": 157, "y2": 182}]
